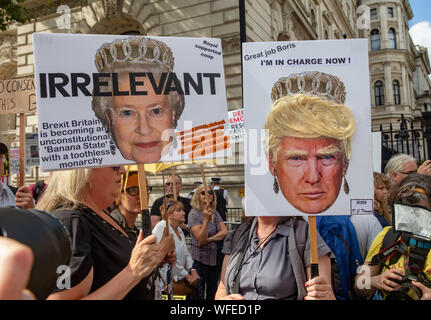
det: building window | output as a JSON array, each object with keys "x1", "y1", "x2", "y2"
[
  {"x1": 388, "y1": 7, "x2": 394, "y2": 18},
  {"x1": 370, "y1": 8, "x2": 377, "y2": 20},
  {"x1": 375, "y1": 81, "x2": 384, "y2": 106},
  {"x1": 393, "y1": 80, "x2": 401, "y2": 104},
  {"x1": 371, "y1": 29, "x2": 381, "y2": 51},
  {"x1": 389, "y1": 28, "x2": 397, "y2": 49}
]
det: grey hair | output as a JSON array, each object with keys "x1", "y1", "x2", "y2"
[{"x1": 384, "y1": 153, "x2": 417, "y2": 182}]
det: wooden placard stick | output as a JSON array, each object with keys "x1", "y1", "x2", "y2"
[
  {"x1": 171, "y1": 167, "x2": 177, "y2": 201},
  {"x1": 308, "y1": 216, "x2": 319, "y2": 279},
  {"x1": 137, "y1": 164, "x2": 151, "y2": 237},
  {"x1": 200, "y1": 163, "x2": 213, "y2": 222},
  {"x1": 19, "y1": 113, "x2": 25, "y2": 187}
]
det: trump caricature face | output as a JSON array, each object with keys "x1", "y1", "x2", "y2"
[{"x1": 269, "y1": 136, "x2": 348, "y2": 214}]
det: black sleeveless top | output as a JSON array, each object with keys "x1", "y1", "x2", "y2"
[{"x1": 52, "y1": 205, "x2": 154, "y2": 299}]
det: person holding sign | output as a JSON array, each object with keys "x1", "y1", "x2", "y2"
[
  {"x1": 188, "y1": 184, "x2": 227, "y2": 300},
  {"x1": 36, "y1": 166, "x2": 175, "y2": 299},
  {"x1": 0, "y1": 143, "x2": 34, "y2": 209},
  {"x1": 152, "y1": 200, "x2": 200, "y2": 298},
  {"x1": 266, "y1": 72, "x2": 355, "y2": 214},
  {"x1": 91, "y1": 37, "x2": 185, "y2": 164}
]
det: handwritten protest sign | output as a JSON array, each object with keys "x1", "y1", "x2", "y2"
[
  {"x1": 33, "y1": 34, "x2": 230, "y2": 171},
  {"x1": 243, "y1": 39, "x2": 373, "y2": 217},
  {"x1": 0, "y1": 77, "x2": 36, "y2": 114}
]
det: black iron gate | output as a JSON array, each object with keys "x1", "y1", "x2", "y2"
[{"x1": 375, "y1": 114, "x2": 431, "y2": 172}]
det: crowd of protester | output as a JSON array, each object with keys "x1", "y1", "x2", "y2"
[{"x1": 1, "y1": 140, "x2": 431, "y2": 300}]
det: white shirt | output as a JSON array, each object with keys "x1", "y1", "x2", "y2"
[
  {"x1": 350, "y1": 214, "x2": 383, "y2": 260},
  {"x1": 213, "y1": 185, "x2": 229, "y2": 204},
  {"x1": 0, "y1": 182, "x2": 16, "y2": 208},
  {"x1": 152, "y1": 220, "x2": 194, "y2": 281}
]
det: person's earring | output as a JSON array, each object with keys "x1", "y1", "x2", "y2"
[
  {"x1": 343, "y1": 172, "x2": 350, "y2": 195},
  {"x1": 273, "y1": 169, "x2": 279, "y2": 194}
]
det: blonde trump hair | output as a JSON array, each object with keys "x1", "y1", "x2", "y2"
[
  {"x1": 36, "y1": 168, "x2": 92, "y2": 212},
  {"x1": 190, "y1": 184, "x2": 217, "y2": 212},
  {"x1": 265, "y1": 94, "x2": 355, "y2": 165}
]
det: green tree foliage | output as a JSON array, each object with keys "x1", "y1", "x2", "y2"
[{"x1": 0, "y1": 0, "x2": 31, "y2": 31}]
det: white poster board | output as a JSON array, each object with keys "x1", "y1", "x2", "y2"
[
  {"x1": 228, "y1": 108, "x2": 244, "y2": 144},
  {"x1": 25, "y1": 133, "x2": 40, "y2": 168},
  {"x1": 33, "y1": 33, "x2": 230, "y2": 171},
  {"x1": 372, "y1": 131, "x2": 382, "y2": 173},
  {"x1": 9, "y1": 148, "x2": 20, "y2": 174},
  {"x1": 243, "y1": 39, "x2": 374, "y2": 216}
]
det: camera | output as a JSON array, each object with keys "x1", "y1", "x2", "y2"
[
  {"x1": 385, "y1": 233, "x2": 431, "y2": 300},
  {"x1": 0, "y1": 208, "x2": 72, "y2": 299}
]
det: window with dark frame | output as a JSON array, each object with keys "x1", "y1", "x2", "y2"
[
  {"x1": 389, "y1": 28, "x2": 397, "y2": 49},
  {"x1": 371, "y1": 8, "x2": 377, "y2": 20},
  {"x1": 371, "y1": 29, "x2": 381, "y2": 51},
  {"x1": 393, "y1": 80, "x2": 401, "y2": 105},
  {"x1": 375, "y1": 81, "x2": 384, "y2": 106},
  {"x1": 388, "y1": 7, "x2": 394, "y2": 18}
]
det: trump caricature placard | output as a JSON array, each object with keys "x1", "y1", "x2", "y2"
[
  {"x1": 243, "y1": 39, "x2": 373, "y2": 216},
  {"x1": 33, "y1": 33, "x2": 230, "y2": 171}
]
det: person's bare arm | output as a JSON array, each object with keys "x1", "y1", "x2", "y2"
[
  {"x1": 48, "y1": 232, "x2": 169, "y2": 300},
  {"x1": 208, "y1": 222, "x2": 228, "y2": 242},
  {"x1": 215, "y1": 255, "x2": 244, "y2": 300},
  {"x1": 304, "y1": 253, "x2": 335, "y2": 300}
]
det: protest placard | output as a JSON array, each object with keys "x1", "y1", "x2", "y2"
[
  {"x1": 25, "y1": 133, "x2": 40, "y2": 168},
  {"x1": 0, "y1": 77, "x2": 36, "y2": 114},
  {"x1": 243, "y1": 39, "x2": 373, "y2": 217},
  {"x1": 33, "y1": 34, "x2": 230, "y2": 171},
  {"x1": 228, "y1": 108, "x2": 244, "y2": 144}
]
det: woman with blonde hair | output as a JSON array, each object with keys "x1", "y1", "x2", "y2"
[
  {"x1": 36, "y1": 166, "x2": 175, "y2": 300},
  {"x1": 373, "y1": 172, "x2": 390, "y2": 227},
  {"x1": 188, "y1": 184, "x2": 227, "y2": 300}
]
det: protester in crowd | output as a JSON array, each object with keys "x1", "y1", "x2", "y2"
[
  {"x1": 91, "y1": 36, "x2": 185, "y2": 164},
  {"x1": 36, "y1": 166, "x2": 175, "y2": 300},
  {"x1": 188, "y1": 181, "x2": 202, "y2": 200},
  {"x1": 0, "y1": 143, "x2": 34, "y2": 209},
  {"x1": 210, "y1": 177, "x2": 228, "y2": 221},
  {"x1": 151, "y1": 174, "x2": 191, "y2": 230},
  {"x1": 354, "y1": 173, "x2": 431, "y2": 300},
  {"x1": 373, "y1": 172, "x2": 391, "y2": 227},
  {"x1": 110, "y1": 171, "x2": 152, "y2": 243},
  {"x1": 266, "y1": 74, "x2": 355, "y2": 214},
  {"x1": 0, "y1": 237, "x2": 35, "y2": 300},
  {"x1": 152, "y1": 200, "x2": 200, "y2": 298},
  {"x1": 189, "y1": 184, "x2": 227, "y2": 300},
  {"x1": 215, "y1": 215, "x2": 335, "y2": 300},
  {"x1": 384, "y1": 153, "x2": 431, "y2": 185}
]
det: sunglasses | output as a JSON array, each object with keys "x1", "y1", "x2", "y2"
[
  {"x1": 166, "y1": 182, "x2": 181, "y2": 187},
  {"x1": 200, "y1": 190, "x2": 214, "y2": 196},
  {"x1": 112, "y1": 166, "x2": 122, "y2": 172},
  {"x1": 125, "y1": 186, "x2": 152, "y2": 196}
]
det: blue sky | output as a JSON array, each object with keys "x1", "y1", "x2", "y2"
[
  {"x1": 409, "y1": 0, "x2": 431, "y2": 26},
  {"x1": 408, "y1": 0, "x2": 431, "y2": 68}
]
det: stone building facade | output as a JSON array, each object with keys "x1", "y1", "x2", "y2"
[{"x1": 0, "y1": 0, "x2": 430, "y2": 210}]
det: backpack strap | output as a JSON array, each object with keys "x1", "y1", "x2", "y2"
[
  {"x1": 230, "y1": 218, "x2": 257, "y2": 294},
  {"x1": 289, "y1": 220, "x2": 308, "y2": 300}
]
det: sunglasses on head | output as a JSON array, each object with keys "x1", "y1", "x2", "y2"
[
  {"x1": 200, "y1": 190, "x2": 214, "y2": 196},
  {"x1": 125, "y1": 186, "x2": 152, "y2": 196}
]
